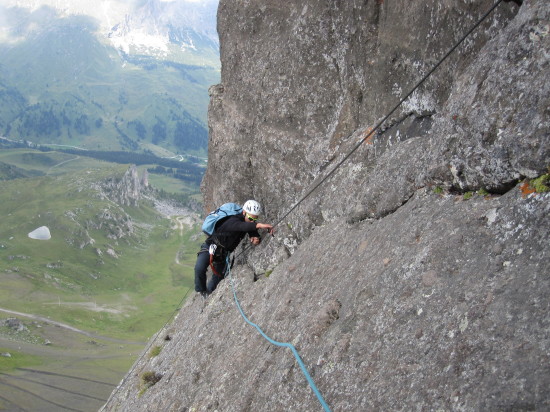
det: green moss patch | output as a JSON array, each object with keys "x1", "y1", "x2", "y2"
[
  {"x1": 139, "y1": 371, "x2": 163, "y2": 396},
  {"x1": 149, "y1": 346, "x2": 162, "y2": 358},
  {"x1": 530, "y1": 174, "x2": 549, "y2": 193}
]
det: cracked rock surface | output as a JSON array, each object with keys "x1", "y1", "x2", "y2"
[{"x1": 104, "y1": 188, "x2": 549, "y2": 412}]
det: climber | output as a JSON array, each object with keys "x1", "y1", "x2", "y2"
[{"x1": 194, "y1": 199, "x2": 274, "y2": 297}]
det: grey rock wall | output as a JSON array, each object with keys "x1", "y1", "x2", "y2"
[
  {"x1": 104, "y1": 1, "x2": 549, "y2": 411},
  {"x1": 103, "y1": 188, "x2": 549, "y2": 411},
  {"x1": 204, "y1": 0, "x2": 519, "y2": 219}
]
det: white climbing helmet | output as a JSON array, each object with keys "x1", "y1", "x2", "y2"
[{"x1": 243, "y1": 199, "x2": 262, "y2": 215}]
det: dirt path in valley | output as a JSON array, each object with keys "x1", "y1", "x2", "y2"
[
  {"x1": 0, "y1": 307, "x2": 144, "y2": 345},
  {"x1": 46, "y1": 155, "x2": 80, "y2": 174}
]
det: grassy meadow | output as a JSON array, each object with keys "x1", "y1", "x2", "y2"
[{"x1": 0, "y1": 148, "x2": 204, "y2": 410}]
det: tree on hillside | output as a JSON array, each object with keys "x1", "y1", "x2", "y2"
[
  {"x1": 174, "y1": 119, "x2": 207, "y2": 151},
  {"x1": 152, "y1": 118, "x2": 167, "y2": 144},
  {"x1": 75, "y1": 114, "x2": 90, "y2": 134}
]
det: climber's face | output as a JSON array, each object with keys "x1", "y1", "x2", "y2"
[{"x1": 245, "y1": 213, "x2": 259, "y2": 222}]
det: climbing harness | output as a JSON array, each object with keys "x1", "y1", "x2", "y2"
[
  {"x1": 225, "y1": 256, "x2": 332, "y2": 412},
  {"x1": 209, "y1": 244, "x2": 223, "y2": 277}
]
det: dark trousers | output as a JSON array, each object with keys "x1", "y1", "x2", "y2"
[{"x1": 194, "y1": 243, "x2": 227, "y2": 293}]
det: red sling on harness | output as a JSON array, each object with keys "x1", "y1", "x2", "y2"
[
  {"x1": 209, "y1": 244, "x2": 223, "y2": 278},
  {"x1": 209, "y1": 252, "x2": 223, "y2": 278}
]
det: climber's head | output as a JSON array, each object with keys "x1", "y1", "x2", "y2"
[{"x1": 243, "y1": 199, "x2": 261, "y2": 222}]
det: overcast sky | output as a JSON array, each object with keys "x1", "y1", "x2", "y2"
[
  {"x1": 0, "y1": 0, "x2": 219, "y2": 44},
  {"x1": 0, "y1": 0, "x2": 218, "y2": 13}
]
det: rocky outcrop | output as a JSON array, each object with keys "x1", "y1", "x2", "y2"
[
  {"x1": 104, "y1": 1, "x2": 549, "y2": 411},
  {"x1": 63, "y1": 166, "x2": 151, "y2": 255},
  {"x1": 99, "y1": 165, "x2": 144, "y2": 207},
  {"x1": 3, "y1": 317, "x2": 28, "y2": 332}
]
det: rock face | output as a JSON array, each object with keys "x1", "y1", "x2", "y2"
[
  {"x1": 99, "y1": 165, "x2": 144, "y2": 207},
  {"x1": 104, "y1": 1, "x2": 549, "y2": 411},
  {"x1": 3, "y1": 318, "x2": 28, "y2": 332}
]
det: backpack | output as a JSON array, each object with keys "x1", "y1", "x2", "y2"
[{"x1": 201, "y1": 202, "x2": 243, "y2": 236}]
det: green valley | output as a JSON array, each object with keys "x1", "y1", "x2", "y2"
[
  {"x1": 0, "y1": 148, "x2": 204, "y2": 410},
  {"x1": 0, "y1": 1, "x2": 218, "y2": 407}
]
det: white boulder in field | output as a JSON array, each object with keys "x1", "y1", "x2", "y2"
[{"x1": 28, "y1": 226, "x2": 51, "y2": 240}]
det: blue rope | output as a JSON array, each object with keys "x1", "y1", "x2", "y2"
[{"x1": 226, "y1": 256, "x2": 331, "y2": 412}]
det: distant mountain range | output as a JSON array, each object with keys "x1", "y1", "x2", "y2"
[{"x1": 0, "y1": 0, "x2": 220, "y2": 156}]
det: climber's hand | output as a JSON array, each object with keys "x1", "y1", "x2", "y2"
[{"x1": 256, "y1": 223, "x2": 274, "y2": 236}]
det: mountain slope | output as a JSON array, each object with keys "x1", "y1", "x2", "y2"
[
  {"x1": 1, "y1": 0, "x2": 220, "y2": 65},
  {"x1": 103, "y1": 185, "x2": 549, "y2": 412},
  {"x1": 0, "y1": 154, "x2": 201, "y2": 340},
  {"x1": 0, "y1": 1, "x2": 219, "y2": 155},
  {"x1": 0, "y1": 152, "x2": 206, "y2": 411},
  {"x1": 103, "y1": 1, "x2": 549, "y2": 411},
  {"x1": 108, "y1": 0, "x2": 219, "y2": 67}
]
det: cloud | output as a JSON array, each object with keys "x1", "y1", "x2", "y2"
[
  {"x1": 0, "y1": 5, "x2": 56, "y2": 44},
  {"x1": 124, "y1": 0, "x2": 214, "y2": 6},
  {"x1": 164, "y1": 0, "x2": 218, "y2": 3}
]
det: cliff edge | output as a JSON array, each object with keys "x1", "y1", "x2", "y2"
[{"x1": 103, "y1": 1, "x2": 549, "y2": 411}]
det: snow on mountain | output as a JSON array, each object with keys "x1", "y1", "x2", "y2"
[
  {"x1": 0, "y1": 0, "x2": 219, "y2": 62},
  {"x1": 108, "y1": 0, "x2": 219, "y2": 60}
]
